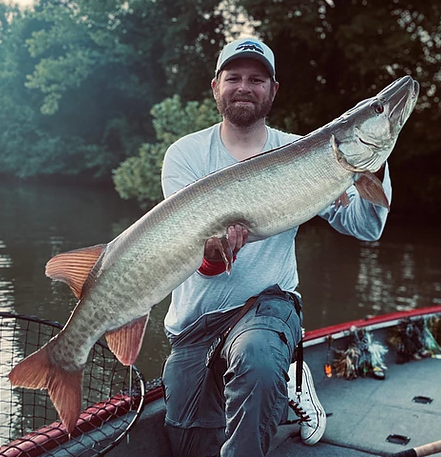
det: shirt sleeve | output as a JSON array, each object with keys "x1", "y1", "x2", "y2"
[
  {"x1": 318, "y1": 163, "x2": 392, "y2": 241},
  {"x1": 161, "y1": 142, "x2": 201, "y2": 198}
]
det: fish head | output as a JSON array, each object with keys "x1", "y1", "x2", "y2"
[{"x1": 331, "y1": 75, "x2": 419, "y2": 173}]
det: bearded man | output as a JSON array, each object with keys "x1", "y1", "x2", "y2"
[{"x1": 160, "y1": 37, "x2": 391, "y2": 457}]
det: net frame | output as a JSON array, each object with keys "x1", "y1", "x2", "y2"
[{"x1": 0, "y1": 312, "x2": 146, "y2": 457}]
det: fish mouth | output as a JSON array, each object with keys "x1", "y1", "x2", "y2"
[
  {"x1": 380, "y1": 76, "x2": 419, "y2": 126},
  {"x1": 411, "y1": 79, "x2": 420, "y2": 99}
]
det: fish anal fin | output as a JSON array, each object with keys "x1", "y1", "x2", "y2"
[
  {"x1": 355, "y1": 172, "x2": 390, "y2": 210},
  {"x1": 45, "y1": 244, "x2": 106, "y2": 299},
  {"x1": 105, "y1": 315, "x2": 149, "y2": 366},
  {"x1": 334, "y1": 191, "x2": 350, "y2": 209},
  {"x1": 9, "y1": 343, "x2": 83, "y2": 434}
]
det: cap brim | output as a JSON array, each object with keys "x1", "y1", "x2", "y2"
[{"x1": 218, "y1": 52, "x2": 275, "y2": 79}]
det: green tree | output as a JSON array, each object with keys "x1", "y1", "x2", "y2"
[
  {"x1": 22, "y1": 0, "x2": 170, "y2": 178},
  {"x1": 0, "y1": 3, "x2": 62, "y2": 177},
  {"x1": 113, "y1": 95, "x2": 220, "y2": 207},
  {"x1": 0, "y1": 0, "x2": 230, "y2": 181}
]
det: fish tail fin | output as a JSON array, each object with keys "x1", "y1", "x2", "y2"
[{"x1": 9, "y1": 344, "x2": 83, "y2": 433}]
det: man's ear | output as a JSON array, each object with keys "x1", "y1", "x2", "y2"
[
  {"x1": 211, "y1": 78, "x2": 218, "y2": 99},
  {"x1": 272, "y1": 81, "x2": 280, "y2": 101}
]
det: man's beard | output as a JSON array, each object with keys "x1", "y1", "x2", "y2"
[{"x1": 215, "y1": 88, "x2": 274, "y2": 128}]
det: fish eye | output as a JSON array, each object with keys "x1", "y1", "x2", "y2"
[{"x1": 372, "y1": 100, "x2": 384, "y2": 114}]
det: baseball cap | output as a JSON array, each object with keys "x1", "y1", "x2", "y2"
[{"x1": 215, "y1": 37, "x2": 276, "y2": 80}]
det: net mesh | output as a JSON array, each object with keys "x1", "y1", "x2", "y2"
[{"x1": 0, "y1": 312, "x2": 146, "y2": 457}]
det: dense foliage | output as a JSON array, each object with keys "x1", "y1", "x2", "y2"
[
  {"x1": 0, "y1": 0, "x2": 228, "y2": 179},
  {"x1": 0, "y1": 0, "x2": 440, "y2": 217},
  {"x1": 113, "y1": 95, "x2": 220, "y2": 207}
]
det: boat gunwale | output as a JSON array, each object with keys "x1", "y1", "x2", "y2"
[{"x1": 304, "y1": 304, "x2": 441, "y2": 346}]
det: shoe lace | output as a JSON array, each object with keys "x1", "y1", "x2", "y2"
[{"x1": 289, "y1": 399, "x2": 311, "y2": 424}]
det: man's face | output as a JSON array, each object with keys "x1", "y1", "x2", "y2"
[{"x1": 212, "y1": 58, "x2": 279, "y2": 128}]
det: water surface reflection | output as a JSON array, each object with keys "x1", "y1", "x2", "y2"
[
  {"x1": 0, "y1": 243, "x2": 20, "y2": 445},
  {"x1": 293, "y1": 220, "x2": 440, "y2": 332}
]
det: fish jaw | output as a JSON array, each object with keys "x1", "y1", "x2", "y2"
[
  {"x1": 378, "y1": 75, "x2": 419, "y2": 132},
  {"x1": 331, "y1": 76, "x2": 419, "y2": 173}
]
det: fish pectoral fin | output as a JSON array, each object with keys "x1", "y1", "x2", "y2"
[
  {"x1": 9, "y1": 342, "x2": 83, "y2": 434},
  {"x1": 334, "y1": 191, "x2": 350, "y2": 209},
  {"x1": 105, "y1": 314, "x2": 149, "y2": 366},
  {"x1": 45, "y1": 244, "x2": 106, "y2": 299},
  {"x1": 355, "y1": 172, "x2": 390, "y2": 209}
]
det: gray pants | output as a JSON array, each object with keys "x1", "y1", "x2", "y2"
[{"x1": 162, "y1": 285, "x2": 302, "y2": 457}]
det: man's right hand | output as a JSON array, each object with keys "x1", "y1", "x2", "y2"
[{"x1": 204, "y1": 224, "x2": 249, "y2": 262}]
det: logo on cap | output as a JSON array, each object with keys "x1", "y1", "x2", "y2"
[{"x1": 235, "y1": 40, "x2": 264, "y2": 55}]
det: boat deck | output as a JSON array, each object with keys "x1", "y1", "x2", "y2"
[
  {"x1": 269, "y1": 347, "x2": 441, "y2": 457},
  {"x1": 107, "y1": 328, "x2": 441, "y2": 457}
]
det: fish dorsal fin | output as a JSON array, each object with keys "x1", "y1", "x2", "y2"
[
  {"x1": 355, "y1": 172, "x2": 390, "y2": 210},
  {"x1": 105, "y1": 315, "x2": 149, "y2": 366},
  {"x1": 45, "y1": 244, "x2": 106, "y2": 299}
]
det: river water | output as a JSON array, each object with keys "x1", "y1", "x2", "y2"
[{"x1": 0, "y1": 181, "x2": 440, "y2": 381}]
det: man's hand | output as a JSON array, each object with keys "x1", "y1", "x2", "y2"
[
  {"x1": 204, "y1": 224, "x2": 249, "y2": 263},
  {"x1": 198, "y1": 225, "x2": 249, "y2": 275},
  {"x1": 199, "y1": 225, "x2": 249, "y2": 275}
]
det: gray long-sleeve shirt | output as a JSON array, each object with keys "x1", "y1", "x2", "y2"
[{"x1": 161, "y1": 123, "x2": 391, "y2": 335}]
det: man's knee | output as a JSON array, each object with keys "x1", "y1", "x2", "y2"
[{"x1": 224, "y1": 329, "x2": 290, "y2": 387}]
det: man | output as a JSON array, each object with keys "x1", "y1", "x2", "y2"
[{"x1": 161, "y1": 37, "x2": 391, "y2": 457}]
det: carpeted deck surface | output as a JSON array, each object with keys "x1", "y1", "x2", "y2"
[{"x1": 269, "y1": 341, "x2": 441, "y2": 457}]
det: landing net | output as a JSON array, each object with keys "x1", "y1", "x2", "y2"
[{"x1": 0, "y1": 312, "x2": 146, "y2": 457}]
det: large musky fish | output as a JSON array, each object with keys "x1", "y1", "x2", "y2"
[{"x1": 9, "y1": 75, "x2": 419, "y2": 432}]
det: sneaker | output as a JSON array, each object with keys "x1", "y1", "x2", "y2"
[{"x1": 287, "y1": 361, "x2": 327, "y2": 445}]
